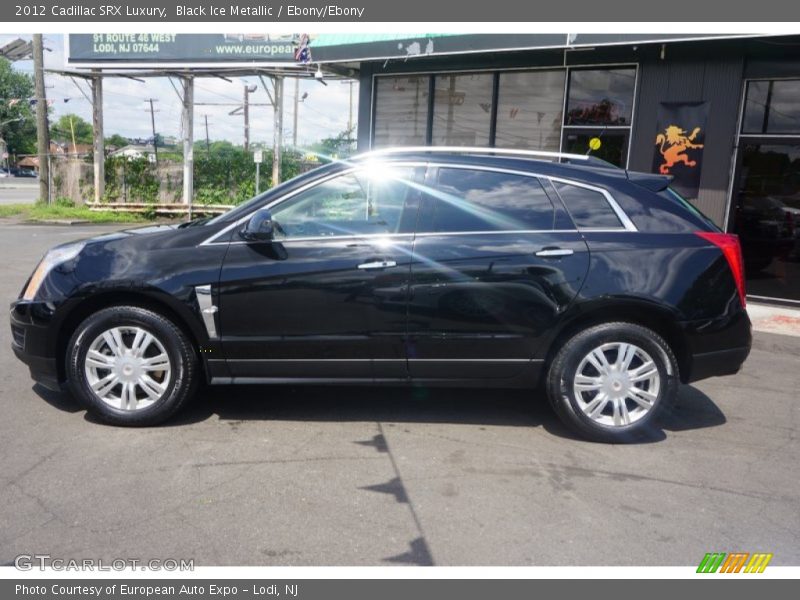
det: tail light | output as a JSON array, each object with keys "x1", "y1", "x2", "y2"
[{"x1": 696, "y1": 232, "x2": 746, "y2": 307}]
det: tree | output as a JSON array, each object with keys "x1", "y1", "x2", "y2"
[
  {"x1": 50, "y1": 113, "x2": 93, "y2": 146},
  {"x1": 193, "y1": 139, "x2": 239, "y2": 156},
  {"x1": 104, "y1": 133, "x2": 129, "y2": 148},
  {"x1": 0, "y1": 58, "x2": 37, "y2": 156},
  {"x1": 310, "y1": 127, "x2": 356, "y2": 159}
]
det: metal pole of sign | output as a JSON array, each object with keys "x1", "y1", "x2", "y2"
[
  {"x1": 47, "y1": 154, "x2": 52, "y2": 205},
  {"x1": 254, "y1": 149, "x2": 262, "y2": 194},
  {"x1": 181, "y1": 76, "x2": 194, "y2": 220}
]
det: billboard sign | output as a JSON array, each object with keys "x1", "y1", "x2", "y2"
[{"x1": 67, "y1": 33, "x2": 302, "y2": 67}]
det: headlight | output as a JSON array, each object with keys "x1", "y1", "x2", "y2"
[{"x1": 22, "y1": 242, "x2": 85, "y2": 301}]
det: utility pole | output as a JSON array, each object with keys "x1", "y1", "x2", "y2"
[
  {"x1": 91, "y1": 72, "x2": 105, "y2": 203},
  {"x1": 293, "y1": 78, "x2": 299, "y2": 148},
  {"x1": 272, "y1": 76, "x2": 283, "y2": 187},
  {"x1": 68, "y1": 115, "x2": 77, "y2": 154},
  {"x1": 243, "y1": 83, "x2": 257, "y2": 152},
  {"x1": 32, "y1": 34, "x2": 50, "y2": 203},
  {"x1": 203, "y1": 114, "x2": 210, "y2": 155},
  {"x1": 146, "y1": 98, "x2": 159, "y2": 165}
]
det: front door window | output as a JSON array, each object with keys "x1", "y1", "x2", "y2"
[{"x1": 270, "y1": 166, "x2": 418, "y2": 238}]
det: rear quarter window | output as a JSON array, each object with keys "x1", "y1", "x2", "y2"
[{"x1": 553, "y1": 182, "x2": 624, "y2": 229}]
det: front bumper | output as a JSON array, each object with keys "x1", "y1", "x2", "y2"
[{"x1": 10, "y1": 300, "x2": 62, "y2": 391}]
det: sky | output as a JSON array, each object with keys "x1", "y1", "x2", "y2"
[{"x1": 0, "y1": 34, "x2": 358, "y2": 148}]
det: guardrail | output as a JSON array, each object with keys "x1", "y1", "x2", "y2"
[{"x1": 85, "y1": 202, "x2": 234, "y2": 215}]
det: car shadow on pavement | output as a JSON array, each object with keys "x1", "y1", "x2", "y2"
[
  {"x1": 32, "y1": 383, "x2": 84, "y2": 413},
  {"x1": 658, "y1": 384, "x2": 728, "y2": 433},
  {"x1": 33, "y1": 381, "x2": 727, "y2": 443}
]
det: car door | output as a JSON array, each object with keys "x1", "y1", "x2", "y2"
[
  {"x1": 407, "y1": 165, "x2": 590, "y2": 380},
  {"x1": 217, "y1": 164, "x2": 424, "y2": 380}
]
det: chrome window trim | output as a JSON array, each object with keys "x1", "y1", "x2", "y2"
[
  {"x1": 224, "y1": 358, "x2": 538, "y2": 362},
  {"x1": 548, "y1": 175, "x2": 638, "y2": 232},
  {"x1": 198, "y1": 160, "x2": 637, "y2": 246}
]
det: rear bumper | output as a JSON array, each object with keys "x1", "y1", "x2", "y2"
[
  {"x1": 686, "y1": 346, "x2": 751, "y2": 383},
  {"x1": 681, "y1": 308, "x2": 752, "y2": 383}
]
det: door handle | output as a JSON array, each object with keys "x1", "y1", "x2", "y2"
[
  {"x1": 357, "y1": 260, "x2": 398, "y2": 270},
  {"x1": 535, "y1": 247, "x2": 574, "y2": 257}
]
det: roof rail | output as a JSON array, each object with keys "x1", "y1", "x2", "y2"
[{"x1": 361, "y1": 146, "x2": 593, "y2": 162}]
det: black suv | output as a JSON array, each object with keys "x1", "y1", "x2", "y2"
[{"x1": 10, "y1": 148, "x2": 751, "y2": 442}]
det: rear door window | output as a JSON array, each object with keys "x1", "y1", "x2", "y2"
[
  {"x1": 428, "y1": 168, "x2": 555, "y2": 232},
  {"x1": 553, "y1": 182, "x2": 624, "y2": 229}
]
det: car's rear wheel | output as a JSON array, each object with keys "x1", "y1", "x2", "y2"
[
  {"x1": 546, "y1": 322, "x2": 679, "y2": 443},
  {"x1": 66, "y1": 306, "x2": 198, "y2": 426}
]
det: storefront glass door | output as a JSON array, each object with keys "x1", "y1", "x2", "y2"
[{"x1": 732, "y1": 142, "x2": 800, "y2": 303}]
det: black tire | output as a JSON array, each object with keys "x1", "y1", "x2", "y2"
[
  {"x1": 66, "y1": 306, "x2": 199, "y2": 426},
  {"x1": 545, "y1": 322, "x2": 679, "y2": 443}
]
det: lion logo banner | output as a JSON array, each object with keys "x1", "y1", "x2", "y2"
[{"x1": 652, "y1": 102, "x2": 709, "y2": 199}]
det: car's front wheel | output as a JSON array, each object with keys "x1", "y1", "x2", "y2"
[
  {"x1": 66, "y1": 306, "x2": 198, "y2": 426},
  {"x1": 546, "y1": 322, "x2": 679, "y2": 443}
]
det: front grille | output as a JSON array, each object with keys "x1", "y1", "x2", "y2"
[{"x1": 11, "y1": 325, "x2": 25, "y2": 350}]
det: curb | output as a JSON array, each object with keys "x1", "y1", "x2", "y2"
[
  {"x1": 748, "y1": 302, "x2": 800, "y2": 338},
  {"x1": 22, "y1": 219, "x2": 92, "y2": 226}
]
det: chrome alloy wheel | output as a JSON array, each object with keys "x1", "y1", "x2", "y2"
[
  {"x1": 83, "y1": 326, "x2": 172, "y2": 411},
  {"x1": 572, "y1": 342, "x2": 660, "y2": 428}
]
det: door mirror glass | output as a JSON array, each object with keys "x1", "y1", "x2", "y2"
[{"x1": 241, "y1": 208, "x2": 275, "y2": 241}]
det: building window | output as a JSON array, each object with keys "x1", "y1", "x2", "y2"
[
  {"x1": 370, "y1": 66, "x2": 637, "y2": 167},
  {"x1": 561, "y1": 68, "x2": 636, "y2": 167},
  {"x1": 431, "y1": 73, "x2": 494, "y2": 146},
  {"x1": 373, "y1": 76, "x2": 429, "y2": 147},
  {"x1": 742, "y1": 80, "x2": 800, "y2": 135},
  {"x1": 562, "y1": 131, "x2": 628, "y2": 167},
  {"x1": 565, "y1": 68, "x2": 636, "y2": 126},
  {"x1": 495, "y1": 70, "x2": 565, "y2": 150}
]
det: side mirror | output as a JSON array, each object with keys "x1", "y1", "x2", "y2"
[{"x1": 241, "y1": 208, "x2": 274, "y2": 242}]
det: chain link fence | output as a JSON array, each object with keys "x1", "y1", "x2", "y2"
[{"x1": 42, "y1": 150, "x2": 313, "y2": 208}]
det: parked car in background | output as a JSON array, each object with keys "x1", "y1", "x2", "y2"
[
  {"x1": 735, "y1": 194, "x2": 796, "y2": 272},
  {"x1": 10, "y1": 167, "x2": 37, "y2": 178},
  {"x1": 10, "y1": 148, "x2": 752, "y2": 442}
]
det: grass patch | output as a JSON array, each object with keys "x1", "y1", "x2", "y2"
[{"x1": 0, "y1": 202, "x2": 150, "y2": 223}]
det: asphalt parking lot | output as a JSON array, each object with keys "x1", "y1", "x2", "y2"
[
  {"x1": 0, "y1": 222, "x2": 798, "y2": 567},
  {"x1": 0, "y1": 179, "x2": 39, "y2": 205}
]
